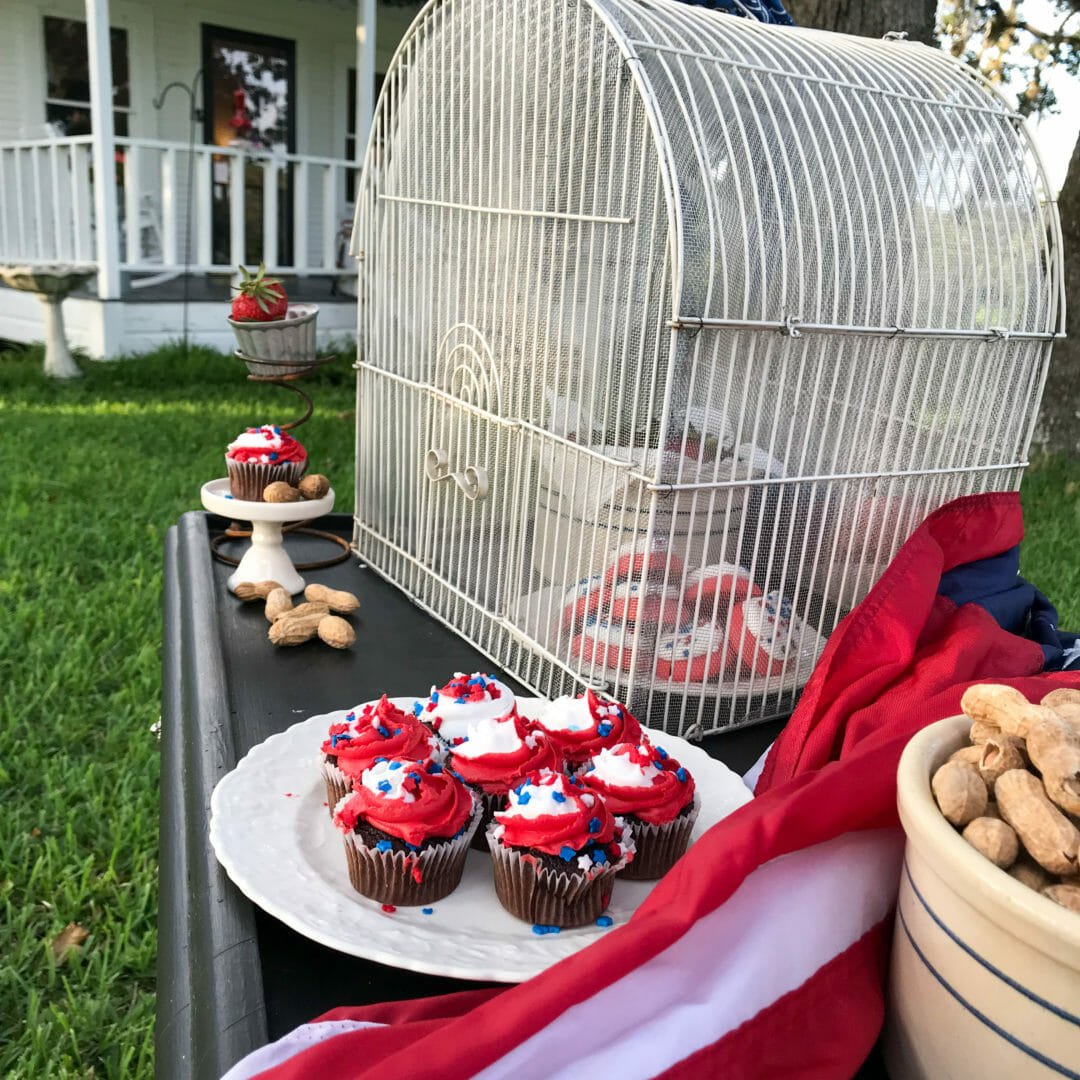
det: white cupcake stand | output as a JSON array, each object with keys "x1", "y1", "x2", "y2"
[
  {"x1": 200, "y1": 479, "x2": 335, "y2": 595},
  {"x1": 201, "y1": 345, "x2": 342, "y2": 595}
]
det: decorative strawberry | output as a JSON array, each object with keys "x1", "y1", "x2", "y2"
[{"x1": 230, "y1": 263, "x2": 288, "y2": 322}]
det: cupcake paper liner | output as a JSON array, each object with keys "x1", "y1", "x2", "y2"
[
  {"x1": 226, "y1": 457, "x2": 307, "y2": 502},
  {"x1": 469, "y1": 789, "x2": 507, "y2": 852},
  {"x1": 321, "y1": 759, "x2": 349, "y2": 818},
  {"x1": 342, "y1": 799, "x2": 481, "y2": 906},
  {"x1": 485, "y1": 821, "x2": 634, "y2": 927},
  {"x1": 618, "y1": 791, "x2": 701, "y2": 880}
]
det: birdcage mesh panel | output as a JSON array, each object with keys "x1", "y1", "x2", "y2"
[{"x1": 354, "y1": 0, "x2": 1059, "y2": 736}]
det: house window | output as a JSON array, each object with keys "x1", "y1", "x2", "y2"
[
  {"x1": 43, "y1": 17, "x2": 131, "y2": 136},
  {"x1": 345, "y1": 67, "x2": 384, "y2": 201}
]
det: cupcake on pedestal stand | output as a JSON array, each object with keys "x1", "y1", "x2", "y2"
[{"x1": 200, "y1": 265, "x2": 344, "y2": 595}]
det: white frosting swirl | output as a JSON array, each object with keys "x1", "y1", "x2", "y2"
[
  {"x1": 423, "y1": 673, "x2": 516, "y2": 743},
  {"x1": 501, "y1": 772, "x2": 579, "y2": 820},
  {"x1": 452, "y1": 716, "x2": 523, "y2": 760},
  {"x1": 359, "y1": 758, "x2": 417, "y2": 802},
  {"x1": 537, "y1": 694, "x2": 592, "y2": 733},
  {"x1": 589, "y1": 745, "x2": 660, "y2": 789}
]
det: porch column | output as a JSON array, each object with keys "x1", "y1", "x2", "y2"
[
  {"x1": 355, "y1": 0, "x2": 377, "y2": 157},
  {"x1": 86, "y1": 0, "x2": 121, "y2": 300}
]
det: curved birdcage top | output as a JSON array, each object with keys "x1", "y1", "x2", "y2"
[
  {"x1": 598, "y1": 0, "x2": 1062, "y2": 339},
  {"x1": 357, "y1": 0, "x2": 1062, "y2": 350}
]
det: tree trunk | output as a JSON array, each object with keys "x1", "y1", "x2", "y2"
[
  {"x1": 783, "y1": 0, "x2": 937, "y2": 43},
  {"x1": 1033, "y1": 137, "x2": 1080, "y2": 457}
]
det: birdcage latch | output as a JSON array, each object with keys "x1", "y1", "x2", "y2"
[{"x1": 425, "y1": 448, "x2": 490, "y2": 501}]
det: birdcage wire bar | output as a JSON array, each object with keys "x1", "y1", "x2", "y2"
[{"x1": 351, "y1": 0, "x2": 1062, "y2": 737}]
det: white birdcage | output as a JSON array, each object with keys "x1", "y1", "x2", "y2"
[{"x1": 351, "y1": 0, "x2": 1063, "y2": 737}]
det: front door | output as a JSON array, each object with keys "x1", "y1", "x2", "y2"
[{"x1": 202, "y1": 25, "x2": 295, "y2": 266}]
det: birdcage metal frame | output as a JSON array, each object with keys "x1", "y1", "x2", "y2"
[{"x1": 351, "y1": 0, "x2": 1064, "y2": 738}]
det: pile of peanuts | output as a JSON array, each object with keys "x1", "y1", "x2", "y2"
[
  {"x1": 932, "y1": 684, "x2": 1080, "y2": 916},
  {"x1": 234, "y1": 580, "x2": 360, "y2": 649}
]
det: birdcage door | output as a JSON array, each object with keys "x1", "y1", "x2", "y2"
[{"x1": 416, "y1": 323, "x2": 525, "y2": 619}]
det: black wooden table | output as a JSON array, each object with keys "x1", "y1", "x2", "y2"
[{"x1": 157, "y1": 510, "x2": 887, "y2": 1080}]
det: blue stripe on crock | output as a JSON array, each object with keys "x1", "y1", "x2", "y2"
[
  {"x1": 904, "y1": 861, "x2": 1080, "y2": 1028},
  {"x1": 896, "y1": 902, "x2": 1080, "y2": 1079}
]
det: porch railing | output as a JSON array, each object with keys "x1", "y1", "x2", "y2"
[{"x1": 0, "y1": 135, "x2": 360, "y2": 286}]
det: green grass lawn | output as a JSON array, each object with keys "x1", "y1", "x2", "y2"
[
  {"x1": 0, "y1": 343, "x2": 357, "y2": 1080},
  {"x1": 0, "y1": 341, "x2": 1077, "y2": 1079}
]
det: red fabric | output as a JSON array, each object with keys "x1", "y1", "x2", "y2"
[
  {"x1": 249, "y1": 492, "x2": 1080, "y2": 1080},
  {"x1": 652, "y1": 924, "x2": 891, "y2": 1080}
]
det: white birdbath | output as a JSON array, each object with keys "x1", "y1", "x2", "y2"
[
  {"x1": 0, "y1": 263, "x2": 97, "y2": 379},
  {"x1": 200, "y1": 478, "x2": 336, "y2": 595}
]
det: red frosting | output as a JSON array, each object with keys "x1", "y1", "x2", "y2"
[
  {"x1": 225, "y1": 425, "x2": 306, "y2": 464},
  {"x1": 334, "y1": 760, "x2": 474, "y2": 846},
  {"x1": 322, "y1": 697, "x2": 436, "y2": 781},
  {"x1": 494, "y1": 770, "x2": 620, "y2": 856},
  {"x1": 534, "y1": 689, "x2": 642, "y2": 767},
  {"x1": 581, "y1": 742, "x2": 695, "y2": 825},
  {"x1": 448, "y1": 728, "x2": 563, "y2": 796}
]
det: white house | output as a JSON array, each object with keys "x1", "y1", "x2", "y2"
[{"x1": 0, "y1": 0, "x2": 421, "y2": 356}]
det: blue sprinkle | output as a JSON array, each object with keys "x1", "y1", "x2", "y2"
[
  {"x1": 655, "y1": 747, "x2": 669, "y2": 760},
  {"x1": 592, "y1": 849, "x2": 607, "y2": 865},
  {"x1": 597, "y1": 723, "x2": 612, "y2": 737},
  {"x1": 559, "y1": 846, "x2": 576, "y2": 862},
  {"x1": 394, "y1": 728, "x2": 402, "y2": 735},
  {"x1": 431, "y1": 691, "x2": 440, "y2": 703},
  {"x1": 422, "y1": 907, "x2": 434, "y2": 915},
  {"x1": 413, "y1": 702, "x2": 423, "y2": 716},
  {"x1": 596, "y1": 915, "x2": 613, "y2": 928},
  {"x1": 551, "y1": 790, "x2": 566, "y2": 803},
  {"x1": 407, "y1": 842, "x2": 420, "y2": 851},
  {"x1": 273, "y1": 426, "x2": 281, "y2": 434},
  {"x1": 588, "y1": 817, "x2": 601, "y2": 834},
  {"x1": 676, "y1": 767, "x2": 687, "y2": 782},
  {"x1": 377, "y1": 780, "x2": 392, "y2": 792},
  {"x1": 570, "y1": 776, "x2": 584, "y2": 788},
  {"x1": 456, "y1": 696, "x2": 468, "y2": 704},
  {"x1": 408, "y1": 772, "x2": 422, "y2": 782},
  {"x1": 346, "y1": 712, "x2": 356, "y2": 722},
  {"x1": 224, "y1": 494, "x2": 234, "y2": 500},
  {"x1": 532, "y1": 924, "x2": 561, "y2": 935},
  {"x1": 376, "y1": 840, "x2": 393, "y2": 852},
  {"x1": 377, "y1": 725, "x2": 389, "y2": 737},
  {"x1": 269, "y1": 452, "x2": 279, "y2": 461},
  {"x1": 468, "y1": 676, "x2": 483, "y2": 685},
  {"x1": 375, "y1": 756, "x2": 388, "y2": 763},
  {"x1": 586, "y1": 765, "x2": 595, "y2": 772},
  {"x1": 388, "y1": 761, "x2": 403, "y2": 771},
  {"x1": 427, "y1": 762, "x2": 443, "y2": 774},
  {"x1": 451, "y1": 771, "x2": 464, "y2": 782},
  {"x1": 517, "y1": 790, "x2": 531, "y2": 805}
]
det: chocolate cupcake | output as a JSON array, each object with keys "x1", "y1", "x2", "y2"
[
  {"x1": 581, "y1": 741, "x2": 700, "y2": 880},
  {"x1": 531, "y1": 689, "x2": 642, "y2": 773},
  {"x1": 448, "y1": 716, "x2": 563, "y2": 851},
  {"x1": 415, "y1": 672, "x2": 517, "y2": 748},
  {"x1": 333, "y1": 757, "x2": 480, "y2": 906},
  {"x1": 225, "y1": 424, "x2": 307, "y2": 501},
  {"x1": 486, "y1": 769, "x2": 634, "y2": 927},
  {"x1": 320, "y1": 695, "x2": 444, "y2": 814}
]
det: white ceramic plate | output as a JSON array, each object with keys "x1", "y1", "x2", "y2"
[{"x1": 209, "y1": 698, "x2": 753, "y2": 982}]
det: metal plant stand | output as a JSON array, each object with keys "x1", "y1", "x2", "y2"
[{"x1": 0, "y1": 263, "x2": 97, "y2": 378}]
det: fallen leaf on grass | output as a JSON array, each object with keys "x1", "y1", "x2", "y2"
[
  {"x1": 29, "y1": 827, "x2": 40, "y2": 837},
  {"x1": 51, "y1": 923, "x2": 89, "y2": 962},
  {"x1": 338, "y1": 410, "x2": 355, "y2": 422}
]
